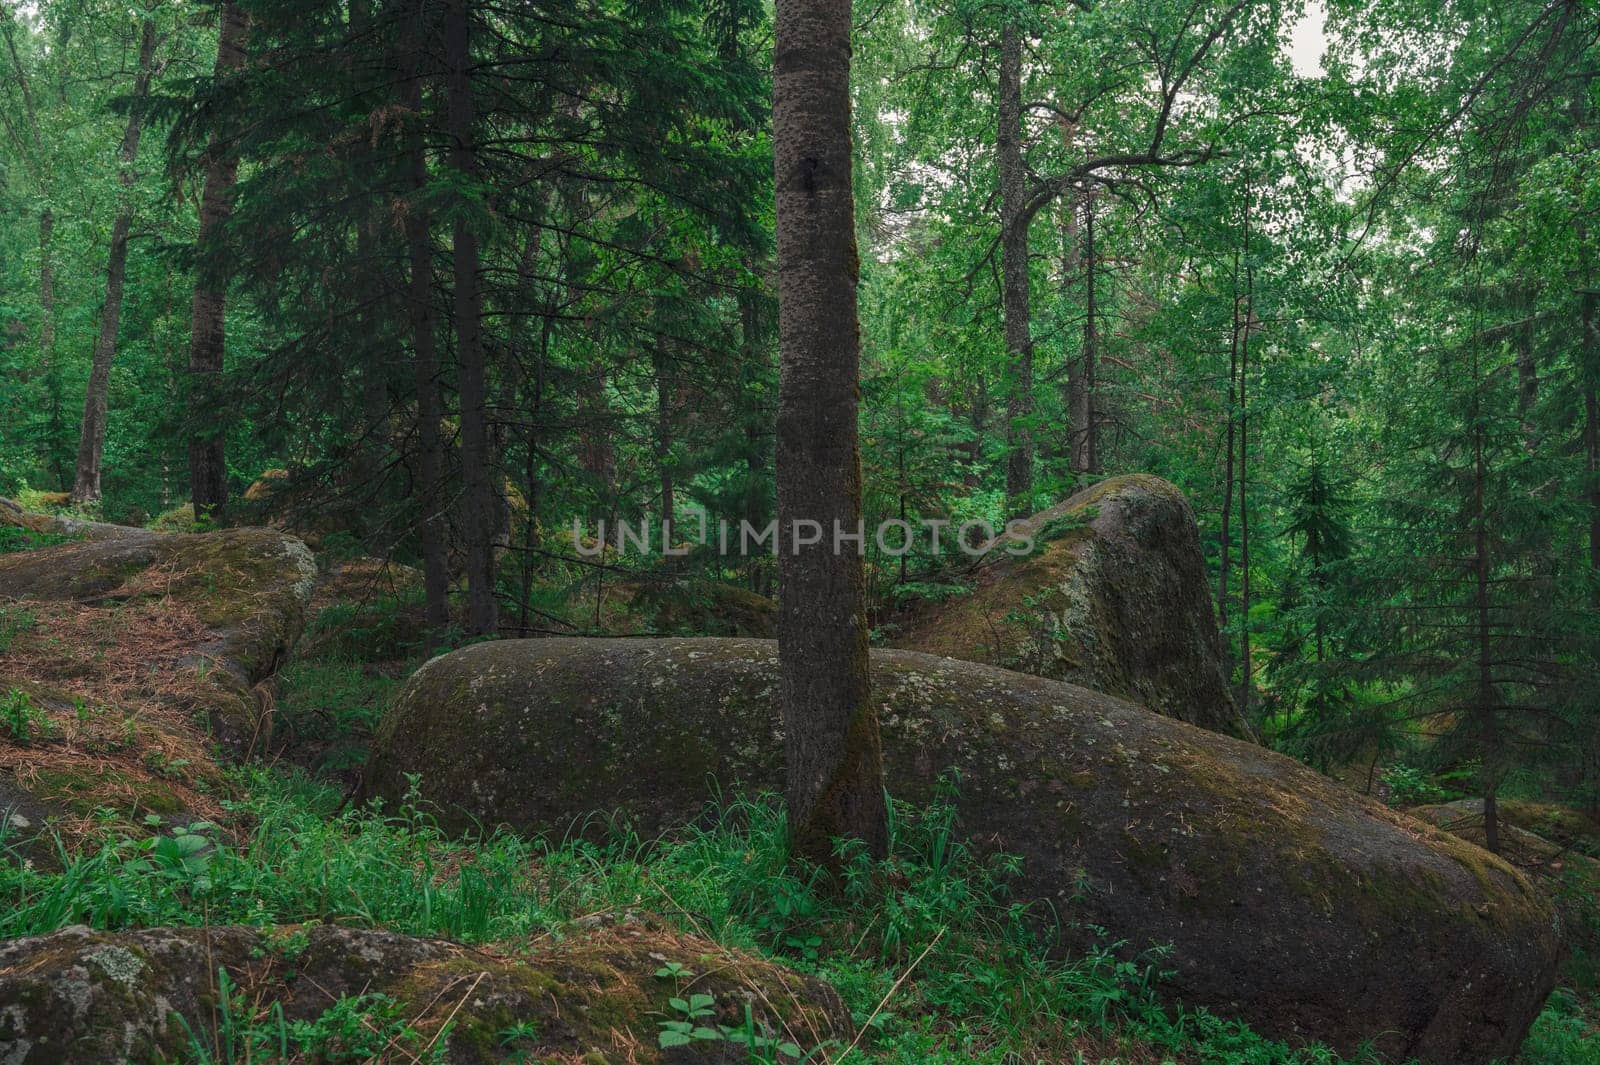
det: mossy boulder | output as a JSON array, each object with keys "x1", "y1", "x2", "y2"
[
  {"x1": 887, "y1": 475, "x2": 1248, "y2": 736},
  {"x1": 147, "y1": 503, "x2": 205, "y2": 533},
  {"x1": 243, "y1": 467, "x2": 290, "y2": 502},
  {"x1": 1411, "y1": 798, "x2": 1600, "y2": 973},
  {"x1": 0, "y1": 496, "x2": 157, "y2": 544},
  {"x1": 0, "y1": 527, "x2": 316, "y2": 723},
  {"x1": 0, "y1": 528, "x2": 316, "y2": 853},
  {"x1": 0, "y1": 922, "x2": 849, "y2": 1064},
  {"x1": 367, "y1": 637, "x2": 1561, "y2": 1064}
]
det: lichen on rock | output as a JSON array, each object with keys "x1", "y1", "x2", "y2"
[{"x1": 887, "y1": 475, "x2": 1249, "y2": 737}]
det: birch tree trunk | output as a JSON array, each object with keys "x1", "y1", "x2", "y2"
[{"x1": 73, "y1": 18, "x2": 157, "y2": 505}]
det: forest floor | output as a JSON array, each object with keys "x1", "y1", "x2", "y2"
[{"x1": 1, "y1": 523, "x2": 1598, "y2": 1064}]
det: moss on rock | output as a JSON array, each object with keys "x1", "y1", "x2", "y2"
[
  {"x1": 0, "y1": 922, "x2": 849, "y2": 1064},
  {"x1": 366, "y1": 637, "x2": 1562, "y2": 1065},
  {"x1": 887, "y1": 475, "x2": 1249, "y2": 736}
]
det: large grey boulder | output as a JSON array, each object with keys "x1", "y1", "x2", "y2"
[
  {"x1": 366, "y1": 637, "x2": 1561, "y2": 1064},
  {"x1": 888, "y1": 475, "x2": 1248, "y2": 736}
]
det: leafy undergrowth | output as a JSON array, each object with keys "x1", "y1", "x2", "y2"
[
  {"x1": 1521, "y1": 990, "x2": 1600, "y2": 1065},
  {"x1": 0, "y1": 524, "x2": 70, "y2": 555}
]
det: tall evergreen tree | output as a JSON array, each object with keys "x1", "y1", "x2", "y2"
[{"x1": 773, "y1": 0, "x2": 888, "y2": 865}]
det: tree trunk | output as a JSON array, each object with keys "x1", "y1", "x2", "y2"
[
  {"x1": 4, "y1": 19, "x2": 64, "y2": 487},
  {"x1": 39, "y1": 208, "x2": 67, "y2": 489},
  {"x1": 1578, "y1": 77, "x2": 1600, "y2": 815},
  {"x1": 1475, "y1": 417, "x2": 1501, "y2": 855},
  {"x1": 1236, "y1": 184, "x2": 1253, "y2": 717},
  {"x1": 773, "y1": 0, "x2": 887, "y2": 866},
  {"x1": 654, "y1": 340, "x2": 676, "y2": 550},
  {"x1": 1579, "y1": 208, "x2": 1600, "y2": 579},
  {"x1": 187, "y1": 3, "x2": 249, "y2": 525},
  {"x1": 1218, "y1": 247, "x2": 1239, "y2": 683},
  {"x1": 402, "y1": 0, "x2": 451, "y2": 642},
  {"x1": 1071, "y1": 195, "x2": 1099, "y2": 474},
  {"x1": 997, "y1": 22, "x2": 1033, "y2": 514},
  {"x1": 72, "y1": 18, "x2": 156, "y2": 505},
  {"x1": 739, "y1": 289, "x2": 770, "y2": 590},
  {"x1": 1515, "y1": 282, "x2": 1538, "y2": 443},
  {"x1": 444, "y1": 0, "x2": 498, "y2": 636}
]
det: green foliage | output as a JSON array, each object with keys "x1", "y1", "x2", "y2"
[
  {"x1": 0, "y1": 606, "x2": 37, "y2": 653},
  {"x1": 275, "y1": 659, "x2": 399, "y2": 771},
  {"x1": 1520, "y1": 990, "x2": 1600, "y2": 1065},
  {"x1": 172, "y1": 967, "x2": 445, "y2": 1065},
  {"x1": 1035, "y1": 505, "x2": 1098, "y2": 543},
  {"x1": 0, "y1": 527, "x2": 69, "y2": 555},
  {"x1": 1380, "y1": 764, "x2": 1457, "y2": 807},
  {"x1": 0, "y1": 688, "x2": 51, "y2": 745},
  {"x1": 302, "y1": 590, "x2": 433, "y2": 663},
  {"x1": 658, "y1": 993, "x2": 811, "y2": 1061}
]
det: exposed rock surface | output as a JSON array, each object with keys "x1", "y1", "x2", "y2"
[
  {"x1": 0, "y1": 496, "x2": 157, "y2": 543},
  {"x1": 1411, "y1": 798, "x2": 1600, "y2": 970},
  {"x1": 888, "y1": 475, "x2": 1247, "y2": 736},
  {"x1": 0, "y1": 922, "x2": 848, "y2": 1064},
  {"x1": 0, "y1": 526, "x2": 316, "y2": 852},
  {"x1": 367, "y1": 637, "x2": 1561, "y2": 1065}
]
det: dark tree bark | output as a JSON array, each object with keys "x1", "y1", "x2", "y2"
[
  {"x1": 739, "y1": 290, "x2": 771, "y2": 591},
  {"x1": 402, "y1": 0, "x2": 451, "y2": 642},
  {"x1": 444, "y1": 0, "x2": 498, "y2": 635},
  {"x1": 187, "y1": 3, "x2": 249, "y2": 525},
  {"x1": 997, "y1": 22, "x2": 1033, "y2": 514},
  {"x1": 1236, "y1": 182, "x2": 1254, "y2": 718},
  {"x1": 1473, "y1": 408, "x2": 1502, "y2": 855},
  {"x1": 654, "y1": 340, "x2": 676, "y2": 548},
  {"x1": 1585, "y1": 276, "x2": 1599, "y2": 578},
  {"x1": 1575, "y1": 73, "x2": 1600, "y2": 815},
  {"x1": 773, "y1": 0, "x2": 887, "y2": 866},
  {"x1": 72, "y1": 18, "x2": 157, "y2": 505}
]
